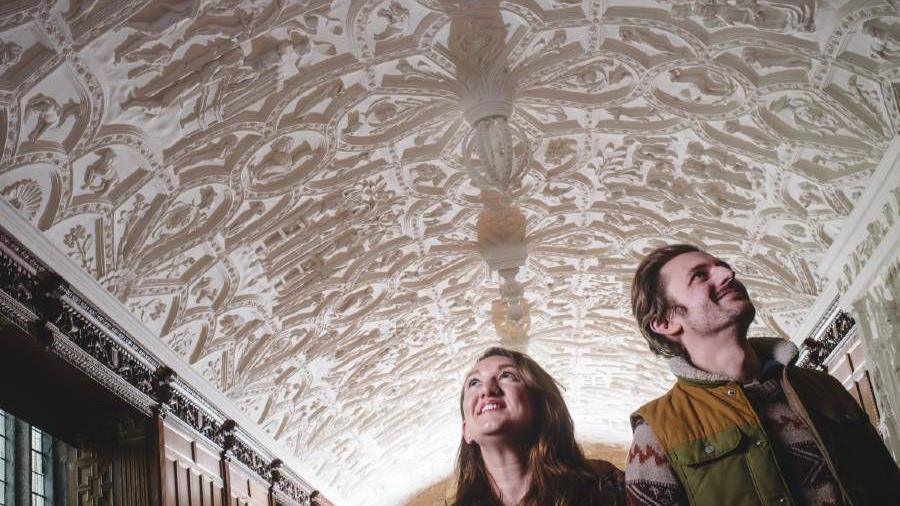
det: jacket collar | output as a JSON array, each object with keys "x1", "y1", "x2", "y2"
[{"x1": 669, "y1": 337, "x2": 799, "y2": 384}]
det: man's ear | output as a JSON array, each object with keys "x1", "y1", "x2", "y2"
[{"x1": 650, "y1": 313, "x2": 682, "y2": 341}]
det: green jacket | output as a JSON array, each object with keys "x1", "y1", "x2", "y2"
[{"x1": 632, "y1": 338, "x2": 899, "y2": 505}]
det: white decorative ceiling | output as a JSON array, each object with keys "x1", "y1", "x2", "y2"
[{"x1": 1, "y1": 0, "x2": 897, "y2": 503}]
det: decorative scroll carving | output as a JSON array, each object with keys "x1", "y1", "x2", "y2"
[
  {"x1": 0, "y1": 0, "x2": 896, "y2": 501},
  {"x1": 798, "y1": 310, "x2": 857, "y2": 370}
]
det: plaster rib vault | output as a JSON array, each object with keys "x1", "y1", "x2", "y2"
[{"x1": 0, "y1": 0, "x2": 898, "y2": 503}]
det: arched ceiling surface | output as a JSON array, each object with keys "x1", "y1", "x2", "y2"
[{"x1": 1, "y1": 0, "x2": 897, "y2": 502}]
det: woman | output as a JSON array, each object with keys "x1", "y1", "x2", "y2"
[{"x1": 451, "y1": 347, "x2": 624, "y2": 506}]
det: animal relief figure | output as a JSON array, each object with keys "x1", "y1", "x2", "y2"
[
  {"x1": 24, "y1": 94, "x2": 81, "y2": 143},
  {"x1": 668, "y1": 67, "x2": 734, "y2": 103},
  {"x1": 81, "y1": 148, "x2": 118, "y2": 194},
  {"x1": 191, "y1": 275, "x2": 218, "y2": 305},
  {"x1": 148, "y1": 186, "x2": 217, "y2": 244}
]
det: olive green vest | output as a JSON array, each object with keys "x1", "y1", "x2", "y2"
[{"x1": 634, "y1": 365, "x2": 899, "y2": 505}]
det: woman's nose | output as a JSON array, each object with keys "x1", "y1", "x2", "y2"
[{"x1": 481, "y1": 378, "x2": 502, "y2": 396}]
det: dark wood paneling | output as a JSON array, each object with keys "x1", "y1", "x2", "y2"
[
  {"x1": 161, "y1": 420, "x2": 225, "y2": 506},
  {"x1": 226, "y1": 461, "x2": 271, "y2": 506}
]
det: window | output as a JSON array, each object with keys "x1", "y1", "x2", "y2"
[
  {"x1": 0, "y1": 409, "x2": 7, "y2": 506},
  {"x1": 30, "y1": 427, "x2": 49, "y2": 506},
  {"x1": 0, "y1": 411, "x2": 58, "y2": 506}
]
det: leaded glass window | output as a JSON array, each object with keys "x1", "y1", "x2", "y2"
[
  {"x1": 30, "y1": 427, "x2": 48, "y2": 506},
  {"x1": 0, "y1": 409, "x2": 7, "y2": 506}
]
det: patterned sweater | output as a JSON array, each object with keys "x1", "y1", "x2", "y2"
[{"x1": 626, "y1": 355, "x2": 844, "y2": 506}]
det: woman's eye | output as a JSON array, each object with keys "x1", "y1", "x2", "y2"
[
  {"x1": 467, "y1": 378, "x2": 479, "y2": 388},
  {"x1": 500, "y1": 371, "x2": 517, "y2": 380}
]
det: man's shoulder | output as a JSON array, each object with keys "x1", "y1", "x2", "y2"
[
  {"x1": 629, "y1": 384, "x2": 680, "y2": 429},
  {"x1": 783, "y1": 364, "x2": 863, "y2": 415}
]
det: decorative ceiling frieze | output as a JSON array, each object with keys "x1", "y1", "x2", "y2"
[{"x1": 0, "y1": 0, "x2": 897, "y2": 503}]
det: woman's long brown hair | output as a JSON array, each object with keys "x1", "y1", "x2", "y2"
[{"x1": 450, "y1": 347, "x2": 605, "y2": 506}]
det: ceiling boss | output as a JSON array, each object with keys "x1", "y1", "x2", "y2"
[{"x1": 447, "y1": 1, "x2": 534, "y2": 349}]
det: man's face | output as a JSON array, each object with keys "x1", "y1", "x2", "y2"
[
  {"x1": 656, "y1": 251, "x2": 756, "y2": 346},
  {"x1": 461, "y1": 355, "x2": 534, "y2": 445}
]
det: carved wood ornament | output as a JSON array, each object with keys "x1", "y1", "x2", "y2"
[{"x1": 1, "y1": 0, "x2": 898, "y2": 503}]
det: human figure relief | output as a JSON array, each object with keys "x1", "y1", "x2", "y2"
[
  {"x1": 81, "y1": 147, "x2": 118, "y2": 194},
  {"x1": 24, "y1": 94, "x2": 81, "y2": 143}
]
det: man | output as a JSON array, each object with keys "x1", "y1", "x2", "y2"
[{"x1": 624, "y1": 244, "x2": 899, "y2": 505}]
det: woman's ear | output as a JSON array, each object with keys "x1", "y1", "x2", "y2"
[{"x1": 462, "y1": 421, "x2": 472, "y2": 444}]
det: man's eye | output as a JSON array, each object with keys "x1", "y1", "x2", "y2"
[{"x1": 500, "y1": 371, "x2": 517, "y2": 380}]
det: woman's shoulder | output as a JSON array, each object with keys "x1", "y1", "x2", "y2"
[
  {"x1": 588, "y1": 459, "x2": 625, "y2": 504},
  {"x1": 587, "y1": 458, "x2": 623, "y2": 478}
]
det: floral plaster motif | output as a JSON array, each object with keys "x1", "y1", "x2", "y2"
[{"x1": 0, "y1": 0, "x2": 896, "y2": 504}]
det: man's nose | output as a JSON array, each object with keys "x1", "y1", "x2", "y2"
[{"x1": 713, "y1": 264, "x2": 735, "y2": 285}]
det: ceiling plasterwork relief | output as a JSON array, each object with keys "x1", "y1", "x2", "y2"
[{"x1": 0, "y1": 0, "x2": 897, "y2": 503}]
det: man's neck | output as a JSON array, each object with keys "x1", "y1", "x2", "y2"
[
  {"x1": 685, "y1": 332, "x2": 761, "y2": 384},
  {"x1": 479, "y1": 440, "x2": 531, "y2": 506}
]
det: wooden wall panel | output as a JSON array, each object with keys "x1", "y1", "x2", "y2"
[
  {"x1": 226, "y1": 461, "x2": 271, "y2": 506},
  {"x1": 826, "y1": 332, "x2": 881, "y2": 426},
  {"x1": 161, "y1": 419, "x2": 226, "y2": 506}
]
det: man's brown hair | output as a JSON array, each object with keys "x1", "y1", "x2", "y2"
[{"x1": 630, "y1": 244, "x2": 701, "y2": 357}]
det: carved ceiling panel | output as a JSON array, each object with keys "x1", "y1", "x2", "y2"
[{"x1": 1, "y1": 0, "x2": 896, "y2": 503}]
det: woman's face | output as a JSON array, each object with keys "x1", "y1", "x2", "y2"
[{"x1": 461, "y1": 355, "x2": 535, "y2": 444}]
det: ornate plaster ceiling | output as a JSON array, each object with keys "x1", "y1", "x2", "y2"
[{"x1": 0, "y1": 0, "x2": 897, "y2": 503}]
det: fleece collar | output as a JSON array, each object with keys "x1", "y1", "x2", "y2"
[{"x1": 669, "y1": 337, "x2": 799, "y2": 384}]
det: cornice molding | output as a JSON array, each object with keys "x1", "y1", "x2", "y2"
[
  {"x1": 0, "y1": 199, "x2": 326, "y2": 502},
  {"x1": 817, "y1": 136, "x2": 900, "y2": 283},
  {"x1": 796, "y1": 135, "x2": 900, "y2": 342}
]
